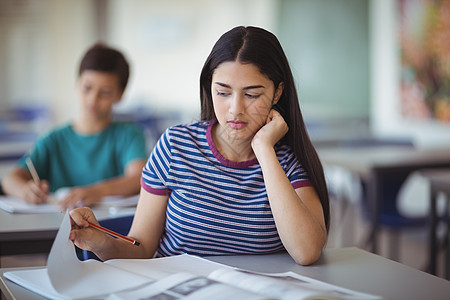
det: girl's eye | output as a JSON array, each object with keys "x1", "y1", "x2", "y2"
[
  {"x1": 216, "y1": 90, "x2": 230, "y2": 97},
  {"x1": 246, "y1": 93, "x2": 260, "y2": 99}
]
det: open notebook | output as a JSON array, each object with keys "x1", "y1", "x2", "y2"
[
  {"x1": 0, "y1": 188, "x2": 139, "y2": 213},
  {"x1": 4, "y1": 212, "x2": 383, "y2": 300}
]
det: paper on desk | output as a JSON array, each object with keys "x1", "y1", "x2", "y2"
[
  {"x1": 0, "y1": 196, "x2": 62, "y2": 213},
  {"x1": 0, "y1": 192, "x2": 139, "y2": 213},
  {"x1": 5, "y1": 211, "x2": 150, "y2": 300}
]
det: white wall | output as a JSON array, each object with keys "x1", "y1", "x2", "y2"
[
  {"x1": 106, "y1": 0, "x2": 279, "y2": 123},
  {"x1": 0, "y1": 0, "x2": 97, "y2": 127},
  {"x1": 370, "y1": 0, "x2": 450, "y2": 149},
  {"x1": 1, "y1": 0, "x2": 278, "y2": 127},
  {"x1": 6, "y1": 0, "x2": 449, "y2": 149}
]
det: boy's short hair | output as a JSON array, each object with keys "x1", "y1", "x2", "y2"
[{"x1": 78, "y1": 43, "x2": 130, "y2": 91}]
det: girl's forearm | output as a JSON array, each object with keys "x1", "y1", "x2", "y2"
[
  {"x1": 93, "y1": 233, "x2": 152, "y2": 261},
  {"x1": 255, "y1": 145, "x2": 327, "y2": 265}
]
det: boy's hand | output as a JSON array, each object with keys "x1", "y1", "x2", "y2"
[
  {"x1": 22, "y1": 180, "x2": 50, "y2": 204},
  {"x1": 58, "y1": 186, "x2": 103, "y2": 210}
]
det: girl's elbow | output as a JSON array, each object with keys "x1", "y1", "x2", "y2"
[
  {"x1": 292, "y1": 250, "x2": 322, "y2": 266},
  {"x1": 288, "y1": 242, "x2": 325, "y2": 266}
]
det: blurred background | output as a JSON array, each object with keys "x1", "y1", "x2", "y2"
[
  {"x1": 0, "y1": 0, "x2": 369, "y2": 143},
  {"x1": 2, "y1": 0, "x2": 450, "y2": 149},
  {"x1": 1, "y1": 0, "x2": 450, "y2": 277}
]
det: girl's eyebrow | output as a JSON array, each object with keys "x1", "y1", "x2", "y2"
[{"x1": 213, "y1": 82, "x2": 265, "y2": 90}]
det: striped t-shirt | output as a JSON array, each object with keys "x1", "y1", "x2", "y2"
[{"x1": 141, "y1": 121, "x2": 311, "y2": 257}]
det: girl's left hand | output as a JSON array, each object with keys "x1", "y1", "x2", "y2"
[{"x1": 251, "y1": 109, "x2": 288, "y2": 151}]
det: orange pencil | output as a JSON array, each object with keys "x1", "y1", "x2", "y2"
[{"x1": 88, "y1": 222, "x2": 140, "y2": 246}]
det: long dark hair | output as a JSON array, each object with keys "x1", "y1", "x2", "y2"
[{"x1": 199, "y1": 26, "x2": 330, "y2": 232}]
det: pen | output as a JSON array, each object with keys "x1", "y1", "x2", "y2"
[
  {"x1": 88, "y1": 221, "x2": 140, "y2": 246},
  {"x1": 26, "y1": 157, "x2": 40, "y2": 183}
]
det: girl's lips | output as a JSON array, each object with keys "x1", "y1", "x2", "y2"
[{"x1": 227, "y1": 120, "x2": 247, "y2": 130}]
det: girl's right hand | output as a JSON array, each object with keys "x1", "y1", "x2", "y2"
[{"x1": 69, "y1": 207, "x2": 106, "y2": 252}]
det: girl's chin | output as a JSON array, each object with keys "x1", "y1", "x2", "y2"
[{"x1": 224, "y1": 128, "x2": 254, "y2": 141}]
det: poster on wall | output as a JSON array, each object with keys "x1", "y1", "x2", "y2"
[{"x1": 399, "y1": 0, "x2": 450, "y2": 122}]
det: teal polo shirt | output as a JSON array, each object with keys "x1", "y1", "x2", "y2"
[{"x1": 18, "y1": 122, "x2": 147, "y2": 192}]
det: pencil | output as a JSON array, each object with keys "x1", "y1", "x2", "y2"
[
  {"x1": 88, "y1": 221, "x2": 140, "y2": 246},
  {"x1": 26, "y1": 157, "x2": 40, "y2": 183}
]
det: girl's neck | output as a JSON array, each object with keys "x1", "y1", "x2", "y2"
[{"x1": 212, "y1": 123, "x2": 255, "y2": 162}]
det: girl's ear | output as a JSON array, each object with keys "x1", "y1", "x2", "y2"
[
  {"x1": 271, "y1": 82, "x2": 285, "y2": 116},
  {"x1": 273, "y1": 82, "x2": 284, "y2": 105}
]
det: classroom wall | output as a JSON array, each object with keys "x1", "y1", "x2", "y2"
[
  {"x1": 0, "y1": 0, "x2": 279, "y2": 127},
  {"x1": 278, "y1": 0, "x2": 369, "y2": 121},
  {"x1": 0, "y1": 0, "x2": 98, "y2": 126},
  {"x1": 2, "y1": 0, "x2": 449, "y2": 149},
  {"x1": 105, "y1": 0, "x2": 279, "y2": 122}
]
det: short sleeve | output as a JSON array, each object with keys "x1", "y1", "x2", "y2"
[
  {"x1": 281, "y1": 147, "x2": 312, "y2": 189},
  {"x1": 17, "y1": 133, "x2": 53, "y2": 180},
  {"x1": 117, "y1": 123, "x2": 148, "y2": 167},
  {"x1": 141, "y1": 129, "x2": 172, "y2": 196}
]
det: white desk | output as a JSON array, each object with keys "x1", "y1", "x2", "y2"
[
  {"x1": 1, "y1": 247, "x2": 449, "y2": 300},
  {"x1": 319, "y1": 146, "x2": 450, "y2": 254}
]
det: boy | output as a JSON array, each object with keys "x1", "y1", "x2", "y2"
[{"x1": 2, "y1": 43, "x2": 147, "y2": 209}]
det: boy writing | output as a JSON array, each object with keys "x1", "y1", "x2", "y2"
[{"x1": 2, "y1": 43, "x2": 147, "y2": 210}]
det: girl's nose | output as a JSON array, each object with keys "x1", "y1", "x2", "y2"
[{"x1": 229, "y1": 94, "x2": 245, "y2": 116}]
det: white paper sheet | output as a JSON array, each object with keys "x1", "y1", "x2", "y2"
[
  {"x1": 0, "y1": 193, "x2": 139, "y2": 213},
  {"x1": 0, "y1": 196, "x2": 62, "y2": 213},
  {"x1": 106, "y1": 253, "x2": 232, "y2": 280},
  {"x1": 5, "y1": 211, "x2": 150, "y2": 299}
]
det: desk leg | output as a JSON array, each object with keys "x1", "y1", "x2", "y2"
[
  {"x1": 428, "y1": 187, "x2": 438, "y2": 275},
  {"x1": 445, "y1": 197, "x2": 450, "y2": 280},
  {"x1": 368, "y1": 171, "x2": 380, "y2": 254}
]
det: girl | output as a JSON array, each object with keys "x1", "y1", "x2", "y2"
[{"x1": 70, "y1": 26, "x2": 330, "y2": 266}]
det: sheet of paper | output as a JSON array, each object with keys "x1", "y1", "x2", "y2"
[
  {"x1": 0, "y1": 193, "x2": 139, "y2": 214},
  {"x1": 106, "y1": 253, "x2": 233, "y2": 280},
  {"x1": 3, "y1": 268, "x2": 71, "y2": 300},
  {"x1": 5, "y1": 211, "x2": 150, "y2": 299},
  {"x1": 208, "y1": 269, "x2": 382, "y2": 300},
  {"x1": 48, "y1": 211, "x2": 150, "y2": 298},
  {"x1": 106, "y1": 272, "x2": 264, "y2": 300},
  {"x1": 0, "y1": 196, "x2": 62, "y2": 213}
]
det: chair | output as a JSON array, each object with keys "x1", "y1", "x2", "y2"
[
  {"x1": 359, "y1": 172, "x2": 427, "y2": 260},
  {"x1": 328, "y1": 137, "x2": 426, "y2": 260},
  {"x1": 78, "y1": 215, "x2": 134, "y2": 261}
]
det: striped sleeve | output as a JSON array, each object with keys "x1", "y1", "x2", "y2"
[
  {"x1": 281, "y1": 146, "x2": 312, "y2": 189},
  {"x1": 141, "y1": 129, "x2": 172, "y2": 196}
]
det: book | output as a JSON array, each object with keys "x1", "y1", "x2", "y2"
[
  {"x1": 0, "y1": 188, "x2": 139, "y2": 213},
  {"x1": 106, "y1": 268, "x2": 384, "y2": 300},
  {"x1": 4, "y1": 212, "x2": 383, "y2": 300}
]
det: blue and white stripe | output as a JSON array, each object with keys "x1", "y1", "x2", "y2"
[{"x1": 141, "y1": 121, "x2": 311, "y2": 256}]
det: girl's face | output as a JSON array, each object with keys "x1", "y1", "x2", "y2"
[
  {"x1": 211, "y1": 61, "x2": 282, "y2": 144},
  {"x1": 77, "y1": 70, "x2": 123, "y2": 121}
]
